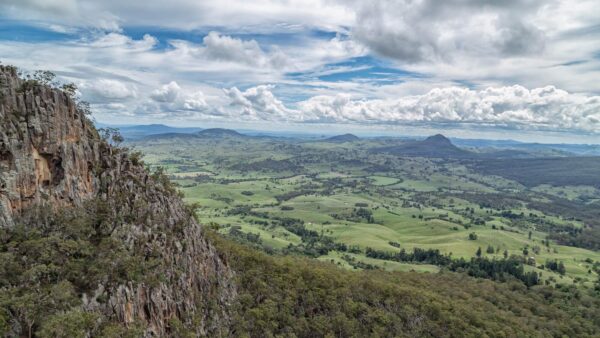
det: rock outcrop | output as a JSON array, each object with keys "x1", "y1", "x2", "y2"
[
  {"x1": 0, "y1": 65, "x2": 235, "y2": 336},
  {"x1": 0, "y1": 65, "x2": 100, "y2": 226}
]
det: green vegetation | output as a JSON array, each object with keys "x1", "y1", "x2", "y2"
[
  {"x1": 0, "y1": 204, "x2": 158, "y2": 337},
  {"x1": 133, "y1": 133, "x2": 600, "y2": 289},
  {"x1": 472, "y1": 157, "x2": 600, "y2": 187},
  {"x1": 213, "y1": 232, "x2": 600, "y2": 337},
  {"x1": 3, "y1": 201, "x2": 600, "y2": 337}
]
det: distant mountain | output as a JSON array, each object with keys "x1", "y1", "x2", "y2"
[
  {"x1": 324, "y1": 133, "x2": 360, "y2": 142},
  {"x1": 140, "y1": 132, "x2": 201, "y2": 141},
  {"x1": 376, "y1": 134, "x2": 473, "y2": 158},
  {"x1": 453, "y1": 138, "x2": 600, "y2": 156},
  {"x1": 136, "y1": 128, "x2": 248, "y2": 142},
  {"x1": 197, "y1": 128, "x2": 245, "y2": 138},
  {"x1": 97, "y1": 123, "x2": 203, "y2": 140}
]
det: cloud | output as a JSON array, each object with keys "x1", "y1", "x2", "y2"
[
  {"x1": 180, "y1": 92, "x2": 208, "y2": 111},
  {"x1": 351, "y1": 0, "x2": 546, "y2": 63},
  {"x1": 297, "y1": 85, "x2": 600, "y2": 132},
  {"x1": 0, "y1": 0, "x2": 352, "y2": 32},
  {"x1": 1, "y1": 0, "x2": 77, "y2": 15},
  {"x1": 83, "y1": 79, "x2": 137, "y2": 102},
  {"x1": 221, "y1": 83, "x2": 600, "y2": 133},
  {"x1": 87, "y1": 33, "x2": 157, "y2": 50},
  {"x1": 224, "y1": 85, "x2": 295, "y2": 120},
  {"x1": 150, "y1": 81, "x2": 181, "y2": 103},
  {"x1": 201, "y1": 31, "x2": 288, "y2": 69},
  {"x1": 1, "y1": 0, "x2": 600, "y2": 141},
  {"x1": 0, "y1": 0, "x2": 121, "y2": 31},
  {"x1": 149, "y1": 81, "x2": 208, "y2": 113}
]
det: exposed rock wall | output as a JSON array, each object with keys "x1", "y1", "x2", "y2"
[
  {"x1": 0, "y1": 65, "x2": 234, "y2": 336},
  {"x1": 0, "y1": 65, "x2": 99, "y2": 227}
]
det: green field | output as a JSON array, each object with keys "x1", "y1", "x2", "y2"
[{"x1": 132, "y1": 134, "x2": 600, "y2": 288}]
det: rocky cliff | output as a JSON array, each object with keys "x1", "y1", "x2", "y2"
[
  {"x1": 0, "y1": 65, "x2": 235, "y2": 336},
  {"x1": 0, "y1": 66, "x2": 101, "y2": 226}
]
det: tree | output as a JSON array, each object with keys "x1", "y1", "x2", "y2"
[
  {"x1": 32, "y1": 70, "x2": 56, "y2": 86},
  {"x1": 557, "y1": 261, "x2": 566, "y2": 275},
  {"x1": 528, "y1": 231, "x2": 532, "y2": 240},
  {"x1": 503, "y1": 250, "x2": 508, "y2": 259},
  {"x1": 476, "y1": 247, "x2": 482, "y2": 258},
  {"x1": 98, "y1": 128, "x2": 124, "y2": 146},
  {"x1": 486, "y1": 245, "x2": 494, "y2": 254},
  {"x1": 76, "y1": 101, "x2": 92, "y2": 115},
  {"x1": 61, "y1": 83, "x2": 78, "y2": 98},
  {"x1": 38, "y1": 310, "x2": 98, "y2": 338},
  {"x1": 468, "y1": 232, "x2": 477, "y2": 240}
]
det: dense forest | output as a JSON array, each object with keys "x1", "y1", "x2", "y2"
[{"x1": 212, "y1": 233, "x2": 600, "y2": 337}]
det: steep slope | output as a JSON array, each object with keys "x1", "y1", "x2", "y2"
[
  {"x1": 0, "y1": 65, "x2": 234, "y2": 336},
  {"x1": 0, "y1": 67, "x2": 100, "y2": 226}
]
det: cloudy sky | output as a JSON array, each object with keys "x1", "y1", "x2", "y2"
[{"x1": 1, "y1": 0, "x2": 600, "y2": 142}]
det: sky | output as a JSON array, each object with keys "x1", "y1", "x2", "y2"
[{"x1": 1, "y1": 0, "x2": 600, "y2": 143}]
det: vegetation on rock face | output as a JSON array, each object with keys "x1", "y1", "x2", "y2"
[{"x1": 0, "y1": 205, "x2": 153, "y2": 337}]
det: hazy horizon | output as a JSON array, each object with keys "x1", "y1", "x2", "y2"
[{"x1": 97, "y1": 120, "x2": 600, "y2": 145}]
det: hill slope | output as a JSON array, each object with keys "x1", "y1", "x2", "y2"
[{"x1": 377, "y1": 134, "x2": 473, "y2": 158}]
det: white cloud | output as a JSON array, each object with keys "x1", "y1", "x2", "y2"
[
  {"x1": 224, "y1": 85, "x2": 295, "y2": 120},
  {"x1": 149, "y1": 81, "x2": 209, "y2": 113},
  {"x1": 201, "y1": 32, "x2": 288, "y2": 69},
  {"x1": 297, "y1": 85, "x2": 600, "y2": 132},
  {"x1": 87, "y1": 33, "x2": 157, "y2": 50},
  {"x1": 181, "y1": 92, "x2": 208, "y2": 111},
  {"x1": 150, "y1": 81, "x2": 181, "y2": 103},
  {"x1": 82, "y1": 78, "x2": 137, "y2": 103}
]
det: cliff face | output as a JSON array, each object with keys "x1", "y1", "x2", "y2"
[
  {"x1": 0, "y1": 65, "x2": 234, "y2": 336},
  {"x1": 0, "y1": 66, "x2": 100, "y2": 226}
]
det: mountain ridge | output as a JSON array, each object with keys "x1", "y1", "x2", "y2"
[{"x1": 0, "y1": 65, "x2": 234, "y2": 336}]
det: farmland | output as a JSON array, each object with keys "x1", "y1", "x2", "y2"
[{"x1": 132, "y1": 131, "x2": 600, "y2": 288}]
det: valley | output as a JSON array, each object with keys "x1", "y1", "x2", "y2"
[{"x1": 131, "y1": 129, "x2": 600, "y2": 289}]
